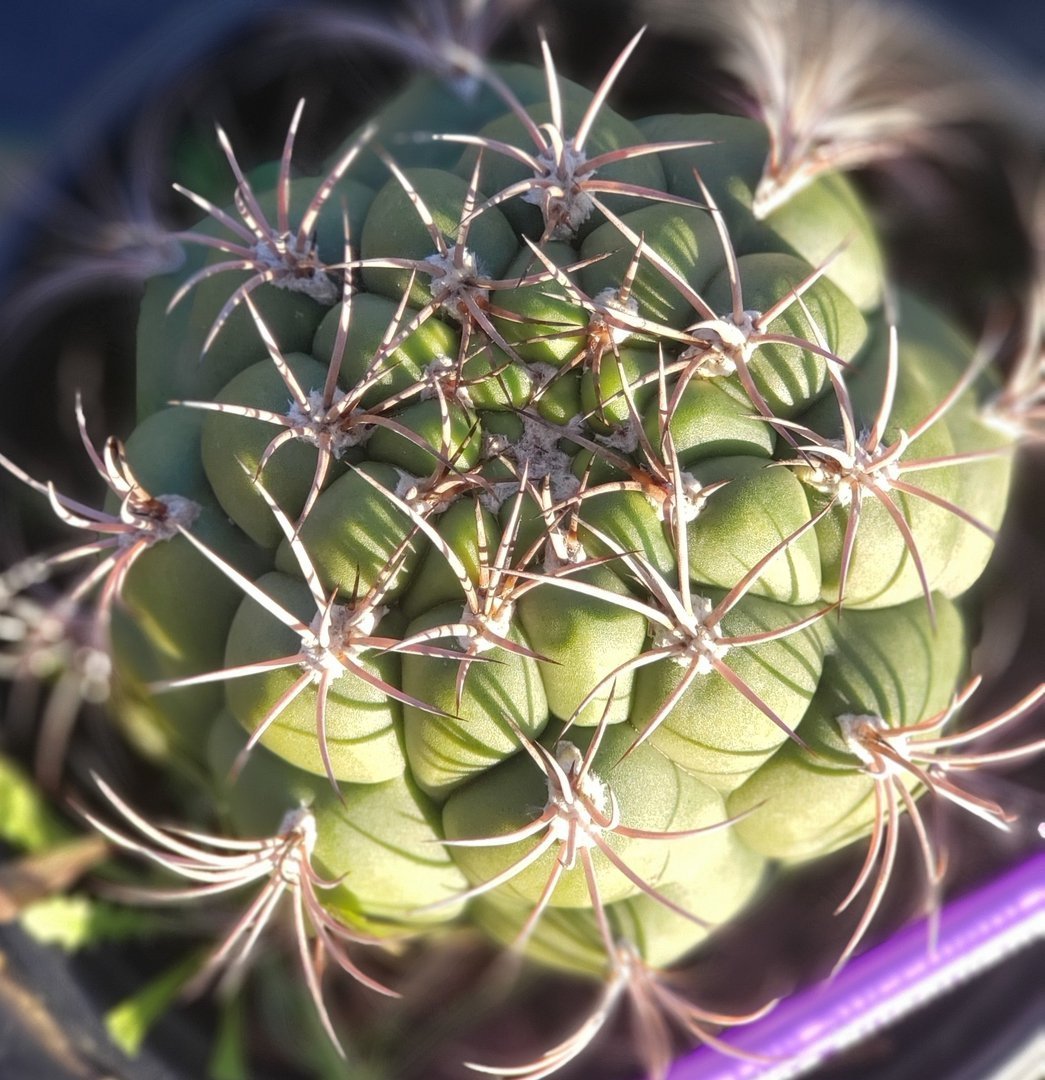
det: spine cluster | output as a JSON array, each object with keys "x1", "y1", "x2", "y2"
[{"x1": 2, "y1": 17, "x2": 1042, "y2": 1080}]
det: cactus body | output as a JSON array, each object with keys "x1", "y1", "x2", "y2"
[
  {"x1": 4, "y1": 16, "x2": 1042, "y2": 1080},
  {"x1": 125, "y1": 43, "x2": 1013, "y2": 977}
]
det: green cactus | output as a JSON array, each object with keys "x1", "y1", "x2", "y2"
[{"x1": 2, "y1": 8, "x2": 1044, "y2": 1079}]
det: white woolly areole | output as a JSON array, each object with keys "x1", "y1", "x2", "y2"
[
  {"x1": 394, "y1": 468, "x2": 422, "y2": 503},
  {"x1": 794, "y1": 462, "x2": 853, "y2": 506},
  {"x1": 836, "y1": 712, "x2": 905, "y2": 773},
  {"x1": 675, "y1": 471, "x2": 711, "y2": 523},
  {"x1": 653, "y1": 593, "x2": 729, "y2": 672},
  {"x1": 276, "y1": 806, "x2": 318, "y2": 856},
  {"x1": 794, "y1": 432, "x2": 905, "y2": 507},
  {"x1": 255, "y1": 236, "x2": 340, "y2": 305},
  {"x1": 524, "y1": 144, "x2": 596, "y2": 237},
  {"x1": 122, "y1": 493, "x2": 200, "y2": 548},
  {"x1": 482, "y1": 432, "x2": 511, "y2": 459},
  {"x1": 514, "y1": 410, "x2": 583, "y2": 504},
  {"x1": 546, "y1": 740, "x2": 614, "y2": 847},
  {"x1": 481, "y1": 408, "x2": 582, "y2": 512},
  {"x1": 554, "y1": 741, "x2": 610, "y2": 809},
  {"x1": 678, "y1": 342, "x2": 737, "y2": 378},
  {"x1": 590, "y1": 288, "x2": 639, "y2": 346},
  {"x1": 457, "y1": 602, "x2": 513, "y2": 653},
  {"x1": 543, "y1": 528, "x2": 587, "y2": 573},
  {"x1": 425, "y1": 245, "x2": 488, "y2": 312},
  {"x1": 421, "y1": 354, "x2": 474, "y2": 408},
  {"x1": 684, "y1": 309, "x2": 763, "y2": 376},
  {"x1": 636, "y1": 466, "x2": 709, "y2": 523},
  {"x1": 597, "y1": 415, "x2": 641, "y2": 455},
  {"x1": 286, "y1": 388, "x2": 366, "y2": 458},
  {"x1": 77, "y1": 647, "x2": 114, "y2": 700},
  {"x1": 304, "y1": 602, "x2": 385, "y2": 674},
  {"x1": 394, "y1": 466, "x2": 461, "y2": 516}
]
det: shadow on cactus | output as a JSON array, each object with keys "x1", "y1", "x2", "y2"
[{"x1": 1, "y1": 8, "x2": 1043, "y2": 1080}]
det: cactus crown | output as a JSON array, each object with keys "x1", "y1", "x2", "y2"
[{"x1": 2, "y1": 12, "x2": 1042, "y2": 1079}]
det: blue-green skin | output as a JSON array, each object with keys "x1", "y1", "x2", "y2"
[
  {"x1": 400, "y1": 600, "x2": 549, "y2": 799},
  {"x1": 795, "y1": 307, "x2": 1014, "y2": 610},
  {"x1": 442, "y1": 721, "x2": 733, "y2": 909},
  {"x1": 207, "y1": 710, "x2": 468, "y2": 933},
  {"x1": 728, "y1": 594, "x2": 966, "y2": 860},
  {"x1": 109, "y1": 407, "x2": 271, "y2": 759},
  {"x1": 223, "y1": 571, "x2": 407, "y2": 784},
  {"x1": 136, "y1": 176, "x2": 374, "y2": 418},
  {"x1": 116, "y1": 55, "x2": 1014, "y2": 988}
]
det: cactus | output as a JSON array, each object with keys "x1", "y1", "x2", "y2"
[{"x1": 2, "y1": 3, "x2": 1043, "y2": 1077}]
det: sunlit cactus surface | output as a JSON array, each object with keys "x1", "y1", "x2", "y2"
[{"x1": 3, "y1": 8, "x2": 1044, "y2": 1078}]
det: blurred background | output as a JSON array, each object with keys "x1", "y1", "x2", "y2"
[
  {"x1": 0, "y1": 3, "x2": 1041, "y2": 1080},
  {"x1": 0, "y1": 0, "x2": 1042, "y2": 247}
]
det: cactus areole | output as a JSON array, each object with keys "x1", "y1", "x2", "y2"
[{"x1": 7, "y1": 21, "x2": 1044, "y2": 1080}]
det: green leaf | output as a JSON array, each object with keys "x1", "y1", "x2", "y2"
[
  {"x1": 0, "y1": 754, "x2": 68, "y2": 853},
  {"x1": 105, "y1": 953, "x2": 201, "y2": 1056},
  {"x1": 19, "y1": 894, "x2": 163, "y2": 952},
  {"x1": 208, "y1": 996, "x2": 248, "y2": 1080}
]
